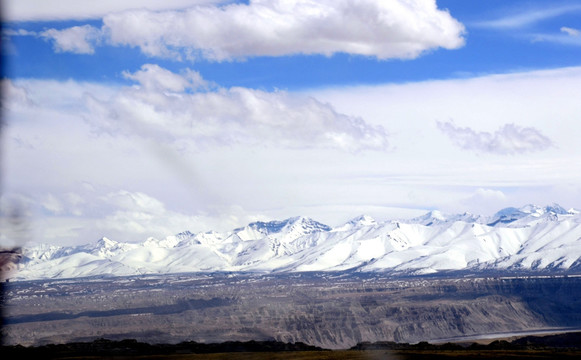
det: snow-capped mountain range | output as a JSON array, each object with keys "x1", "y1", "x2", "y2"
[{"x1": 13, "y1": 204, "x2": 581, "y2": 280}]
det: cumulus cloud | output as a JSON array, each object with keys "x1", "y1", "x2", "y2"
[
  {"x1": 40, "y1": 25, "x2": 102, "y2": 54},
  {"x1": 437, "y1": 121, "x2": 553, "y2": 155},
  {"x1": 85, "y1": 64, "x2": 389, "y2": 152},
  {"x1": 122, "y1": 64, "x2": 212, "y2": 92},
  {"x1": 470, "y1": 188, "x2": 506, "y2": 201},
  {"x1": 464, "y1": 188, "x2": 507, "y2": 206},
  {"x1": 86, "y1": 0, "x2": 464, "y2": 61}
]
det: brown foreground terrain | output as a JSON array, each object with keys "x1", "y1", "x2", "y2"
[
  {"x1": 3, "y1": 272, "x2": 581, "y2": 349},
  {"x1": 3, "y1": 333, "x2": 581, "y2": 359}
]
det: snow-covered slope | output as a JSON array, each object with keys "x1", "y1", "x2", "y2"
[{"x1": 14, "y1": 204, "x2": 581, "y2": 280}]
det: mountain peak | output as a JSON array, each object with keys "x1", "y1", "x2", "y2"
[
  {"x1": 245, "y1": 218, "x2": 295, "y2": 234},
  {"x1": 543, "y1": 203, "x2": 568, "y2": 215},
  {"x1": 494, "y1": 206, "x2": 522, "y2": 216},
  {"x1": 410, "y1": 210, "x2": 447, "y2": 226},
  {"x1": 284, "y1": 216, "x2": 332, "y2": 233},
  {"x1": 488, "y1": 204, "x2": 569, "y2": 226},
  {"x1": 348, "y1": 215, "x2": 377, "y2": 226},
  {"x1": 228, "y1": 217, "x2": 331, "y2": 244},
  {"x1": 96, "y1": 237, "x2": 118, "y2": 248},
  {"x1": 244, "y1": 217, "x2": 331, "y2": 235},
  {"x1": 516, "y1": 203, "x2": 567, "y2": 216},
  {"x1": 176, "y1": 230, "x2": 195, "y2": 238}
]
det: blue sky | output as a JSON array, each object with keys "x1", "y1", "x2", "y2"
[
  {"x1": 4, "y1": 1, "x2": 581, "y2": 88},
  {"x1": 2, "y1": 0, "x2": 581, "y2": 246}
]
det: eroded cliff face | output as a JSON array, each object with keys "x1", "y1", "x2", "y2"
[
  {"x1": 4, "y1": 273, "x2": 581, "y2": 349},
  {"x1": 237, "y1": 276, "x2": 581, "y2": 348}
]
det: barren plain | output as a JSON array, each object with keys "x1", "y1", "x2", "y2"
[{"x1": 4, "y1": 272, "x2": 581, "y2": 349}]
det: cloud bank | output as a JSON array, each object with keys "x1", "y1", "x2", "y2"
[
  {"x1": 2, "y1": 0, "x2": 225, "y2": 21},
  {"x1": 86, "y1": 64, "x2": 389, "y2": 152},
  {"x1": 5, "y1": 66, "x2": 581, "y2": 245},
  {"x1": 3, "y1": 189, "x2": 261, "y2": 245},
  {"x1": 21, "y1": 0, "x2": 465, "y2": 61},
  {"x1": 1, "y1": 79, "x2": 33, "y2": 109},
  {"x1": 437, "y1": 121, "x2": 553, "y2": 155}
]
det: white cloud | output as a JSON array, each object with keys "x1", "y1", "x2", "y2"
[
  {"x1": 122, "y1": 64, "x2": 211, "y2": 92},
  {"x1": 86, "y1": 64, "x2": 389, "y2": 152},
  {"x1": 41, "y1": 194, "x2": 65, "y2": 215},
  {"x1": 1, "y1": 79, "x2": 33, "y2": 109},
  {"x1": 561, "y1": 26, "x2": 580, "y2": 37},
  {"x1": 99, "y1": 0, "x2": 464, "y2": 61},
  {"x1": 457, "y1": 188, "x2": 508, "y2": 216},
  {"x1": 2, "y1": 29, "x2": 38, "y2": 37},
  {"x1": 470, "y1": 6, "x2": 581, "y2": 48},
  {"x1": 470, "y1": 188, "x2": 507, "y2": 202},
  {"x1": 40, "y1": 25, "x2": 102, "y2": 54},
  {"x1": 530, "y1": 27, "x2": 581, "y2": 46},
  {"x1": 103, "y1": 190, "x2": 166, "y2": 214},
  {"x1": 2, "y1": 189, "x2": 267, "y2": 245},
  {"x1": 3, "y1": 0, "x2": 226, "y2": 21},
  {"x1": 532, "y1": 32, "x2": 581, "y2": 46},
  {"x1": 4, "y1": 67, "x2": 581, "y2": 246},
  {"x1": 473, "y1": 5, "x2": 581, "y2": 29},
  {"x1": 311, "y1": 66, "x2": 581, "y2": 193},
  {"x1": 436, "y1": 121, "x2": 553, "y2": 155},
  {"x1": 12, "y1": 1, "x2": 464, "y2": 60},
  {"x1": 96, "y1": 190, "x2": 196, "y2": 240}
]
